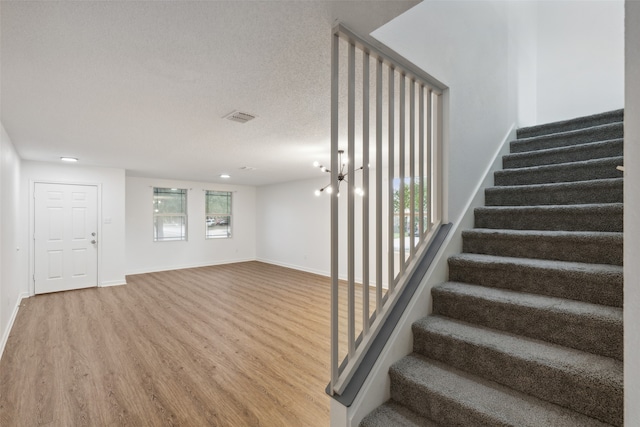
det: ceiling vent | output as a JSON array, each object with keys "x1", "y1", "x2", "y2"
[{"x1": 224, "y1": 110, "x2": 257, "y2": 124}]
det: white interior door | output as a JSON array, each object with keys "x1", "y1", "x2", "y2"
[{"x1": 34, "y1": 183, "x2": 98, "y2": 294}]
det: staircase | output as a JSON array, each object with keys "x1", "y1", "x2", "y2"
[{"x1": 360, "y1": 110, "x2": 624, "y2": 427}]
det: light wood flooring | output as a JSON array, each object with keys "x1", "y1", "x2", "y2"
[{"x1": 0, "y1": 261, "x2": 377, "y2": 426}]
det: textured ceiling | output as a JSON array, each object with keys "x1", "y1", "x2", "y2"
[{"x1": 0, "y1": 0, "x2": 418, "y2": 186}]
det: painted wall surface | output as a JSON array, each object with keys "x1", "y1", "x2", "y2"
[
  {"x1": 257, "y1": 172, "x2": 396, "y2": 285},
  {"x1": 125, "y1": 176, "x2": 256, "y2": 275},
  {"x1": 536, "y1": 0, "x2": 624, "y2": 123},
  {"x1": 256, "y1": 176, "x2": 330, "y2": 276},
  {"x1": 624, "y1": 0, "x2": 640, "y2": 423},
  {"x1": 0, "y1": 123, "x2": 27, "y2": 354},
  {"x1": 371, "y1": 0, "x2": 518, "y2": 228},
  {"x1": 508, "y1": 0, "x2": 538, "y2": 127},
  {"x1": 21, "y1": 161, "x2": 126, "y2": 289}
]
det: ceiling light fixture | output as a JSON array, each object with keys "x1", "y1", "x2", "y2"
[
  {"x1": 220, "y1": 174, "x2": 231, "y2": 179},
  {"x1": 60, "y1": 157, "x2": 78, "y2": 162},
  {"x1": 314, "y1": 150, "x2": 363, "y2": 196}
]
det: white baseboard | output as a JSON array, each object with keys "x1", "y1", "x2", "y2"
[
  {"x1": 0, "y1": 292, "x2": 29, "y2": 362},
  {"x1": 100, "y1": 279, "x2": 128, "y2": 287},
  {"x1": 255, "y1": 258, "x2": 380, "y2": 286},
  {"x1": 255, "y1": 258, "x2": 330, "y2": 278},
  {"x1": 125, "y1": 258, "x2": 257, "y2": 276}
]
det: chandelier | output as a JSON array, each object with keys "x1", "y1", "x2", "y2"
[{"x1": 314, "y1": 150, "x2": 364, "y2": 196}]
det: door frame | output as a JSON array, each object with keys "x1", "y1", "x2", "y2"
[{"x1": 29, "y1": 180, "x2": 103, "y2": 296}]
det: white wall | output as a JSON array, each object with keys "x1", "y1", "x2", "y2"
[
  {"x1": 0, "y1": 123, "x2": 27, "y2": 356},
  {"x1": 256, "y1": 176, "x2": 330, "y2": 276},
  {"x1": 624, "y1": 1, "x2": 640, "y2": 424},
  {"x1": 257, "y1": 172, "x2": 395, "y2": 285},
  {"x1": 372, "y1": 0, "x2": 518, "y2": 230},
  {"x1": 21, "y1": 161, "x2": 127, "y2": 290},
  {"x1": 125, "y1": 176, "x2": 256, "y2": 275},
  {"x1": 509, "y1": 1, "x2": 538, "y2": 127},
  {"x1": 536, "y1": 0, "x2": 624, "y2": 123},
  {"x1": 364, "y1": 0, "x2": 624, "y2": 222}
]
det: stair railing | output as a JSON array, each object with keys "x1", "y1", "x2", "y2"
[{"x1": 329, "y1": 23, "x2": 447, "y2": 397}]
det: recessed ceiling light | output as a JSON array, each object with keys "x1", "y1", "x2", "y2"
[
  {"x1": 220, "y1": 174, "x2": 231, "y2": 179},
  {"x1": 60, "y1": 157, "x2": 78, "y2": 162}
]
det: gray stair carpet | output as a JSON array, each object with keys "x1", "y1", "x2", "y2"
[{"x1": 360, "y1": 110, "x2": 624, "y2": 427}]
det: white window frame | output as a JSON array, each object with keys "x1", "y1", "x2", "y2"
[
  {"x1": 153, "y1": 187, "x2": 188, "y2": 242},
  {"x1": 205, "y1": 190, "x2": 232, "y2": 239}
]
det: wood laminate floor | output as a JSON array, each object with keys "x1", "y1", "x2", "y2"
[{"x1": 0, "y1": 261, "x2": 380, "y2": 426}]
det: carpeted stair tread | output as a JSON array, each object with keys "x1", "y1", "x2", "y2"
[
  {"x1": 516, "y1": 109, "x2": 623, "y2": 139},
  {"x1": 510, "y1": 122, "x2": 623, "y2": 153},
  {"x1": 462, "y1": 228, "x2": 622, "y2": 265},
  {"x1": 503, "y1": 139, "x2": 623, "y2": 169},
  {"x1": 360, "y1": 110, "x2": 624, "y2": 427},
  {"x1": 412, "y1": 316, "x2": 622, "y2": 425},
  {"x1": 494, "y1": 156, "x2": 623, "y2": 186},
  {"x1": 448, "y1": 253, "x2": 622, "y2": 307},
  {"x1": 474, "y1": 203, "x2": 623, "y2": 232},
  {"x1": 359, "y1": 401, "x2": 440, "y2": 427},
  {"x1": 390, "y1": 354, "x2": 613, "y2": 427},
  {"x1": 485, "y1": 178, "x2": 623, "y2": 206},
  {"x1": 431, "y1": 282, "x2": 622, "y2": 360}
]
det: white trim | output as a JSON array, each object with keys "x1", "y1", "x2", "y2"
[
  {"x1": 127, "y1": 258, "x2": 335, "y2": 280},
  {"x1": 255, "y1": 257, "x2": 330, "y2": 278},
  {"x1": 100, "y1": 279, "x2": 127, "y2": 288},
  {"x1": 0, "y1": 292, "x2": 28, "y2": 361},
  {"x1": 255, "y1": 258, "x2": 390, "y2": 287},
  {"x1": 452, "y1": 123, "x2": 516, "y2": 227},
  {"x1": 337, "y1": 123, "x2": 516, "y2": 427},
  {"x1": 125, "y1": 258, "x2": 256, "y2": 276}
]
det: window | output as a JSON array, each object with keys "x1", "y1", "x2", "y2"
[
  {"x1": 153, "y1": 187, "x2": 187, "y2": 241},
  {"x1": 206, "y1": 190, "x2": 232, "y2": 239},
  {"x1": 393, "y1": 177, "x2": 427, "y2": 250}
]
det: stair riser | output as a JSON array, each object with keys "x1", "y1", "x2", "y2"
[
  {"x1": 485, "y1": 181, "x2": 623, "y2": 206},
  {"x1": 516, "y1": 110, "x2": 623, "y2": 139},
  {"x1": 511, "y1": 123, "x2": 623, "y2": 153},
  {"x1": 462, "y1": 233, "x2": 623, "y2": 265},
  {"x1": 448, "y1": 259, "x2": 622, "y2": 307},
  {"x1": 503, "y1": 139, "x2": 623, "y2": 169},
  {"x1": 413, "y1": 328, "x2": 622, "y2": 426},
  {"x1": 360, "y1": 402, "x2": 438, "y2": 427},
  {"x1": 390, "y1": 370, "x2": 509, "y2": 427},
  {"x1": 494, "y1": 158, "x2": 623, "y2": 186},
  {"x1": 431, "y1": 290, "x2": 622, "y2": 360},
  {"x1": 474, "y1": 207, "x2": 623, "y2": 232}
]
